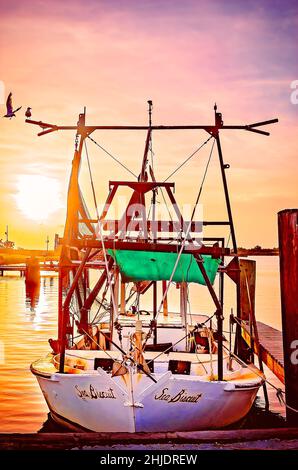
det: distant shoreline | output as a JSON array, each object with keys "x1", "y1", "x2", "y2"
[{"x1": 235, "y1": 248, "x2": 279, "y2": 256}]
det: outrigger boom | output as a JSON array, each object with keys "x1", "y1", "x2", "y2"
[{"x1": 26, "y1": 116, "x2": 278, "y2": 137}]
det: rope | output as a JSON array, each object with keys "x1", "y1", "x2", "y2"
[
  {"x1": 146, "y1": 129, "x2": 179, "y2": 240},
  {"x1": 84, "y1": 140, "x2": 118, "y2": 318},
  {"x1": 87, "y1": 135, "x2": 138, "y2": 179},
  {"x1": 81, "y1": 328, "x2": 157, "y2": 383},
  {"x1": 226, "y1": 231, "x2": 231, "y2": 249},
  {"x1": 147, "y1": 314, "x2": 216, "y2": 365},
  {"x1": 222, "y1": 343, "x2": 298, "y2": 414},
  {"x1": 154, "y1": 186, "x2": 180, "y2": 240},
  {"x1": 163, "y1": 135, "x2": 213, "y2": 182},
  {"x1": 278, "y1": 393, "x2": 298, "y2": 414},
  {"x1": 232, "y1": 315, "x2": 250, "y2": 330},
  {"x1": 72, "y1": 334, "x2": 116, "y2": 363},
  {"x1": 186, "y1": 284, "x2": 192, "y2": 325},
  {"x1": 90, "y1": 300, "x2": 110, "y2": 326},
  {"x1": 149, "y1": 140, "x2": 154, "y2": 172},
  {"x1": 194, "y1": 347, "x2": 208, "y2": 374},
  {"x1": 206, "y1": 327, "x2": 215, "y2": 379},
  {"x1": 154, "y1": 137, "x2": 215, "y2": 323}
]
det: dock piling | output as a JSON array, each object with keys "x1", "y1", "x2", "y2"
[{"x1": 278, "y1": 209, "x2": 298, "y2": 425}]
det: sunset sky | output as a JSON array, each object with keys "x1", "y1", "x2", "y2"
[{"x1": 0, "y1": 0, "x2": 297, "y2": 249}]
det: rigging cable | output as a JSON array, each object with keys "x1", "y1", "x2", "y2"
[
  {"x1": 226, "y1": 231, "x2": 231, "y2": 249},
  {"x1": 163, "y1": 135, "x2": 213, "y2": 183},
  {"x1": 146, "y1": 315, "x2": 216, "y2": 365},
  {"x1": 81, "y1": 327, "x2": 157, "y2": 383},
  {"x1": 161, "y1": 135, "x2": 214, "y2": 240},
  {"x1": 153, "y1": 137, "x2": 216, "y2": 324},
  {"x1": 222, "y1": 343, "x2": 298, "y2": 414},
  {"x1": 84, "y1": 140, "x2": 119, "y2": 319},
  {"x1": 87, "y1": 134, "x2": 138, "y2": 179}
]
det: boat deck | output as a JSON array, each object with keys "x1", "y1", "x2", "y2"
[
  {"x1": 117, "y1": 312, "x2": 211, "y2": 328},
  {"x1": 31, "y1": 350, "x2": 264, "y2": 387}
]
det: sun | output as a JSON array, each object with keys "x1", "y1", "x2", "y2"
[{"x1": 16, "y1": 174, "x2": 63, "y2": 222}]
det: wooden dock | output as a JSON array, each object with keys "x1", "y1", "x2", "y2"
[
  {"x1": 1, "y1": 428, "x2": 298, "y2": 450},
  {"x1": 0, "y1": 264, "x2": 59, "y2": 276},
  {"x1": 242, "y1": 321, "x2": 284, "y2": 384}
]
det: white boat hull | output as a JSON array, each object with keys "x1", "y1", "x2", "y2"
[{"x1": 35, "y1": 367, "x2": 261, "y2": 432}]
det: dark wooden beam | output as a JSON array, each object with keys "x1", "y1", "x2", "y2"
[
  {"x1": 67, "y1": 239, "x2": 230, "y2": 257},
  {"x1": 79, "y1": 219, "x2": 230, "y2": 229},
  {"x1": 278, "y1": 209, "x2": 298, "y2": 425}
]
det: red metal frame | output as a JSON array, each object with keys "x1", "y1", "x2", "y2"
[{"x1": 26, "y1": 106, "x2": 278, "y2": 379}]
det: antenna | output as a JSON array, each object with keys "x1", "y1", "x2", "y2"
[{"x1": 147, "y1": 100, "x2": 153, "y2": 127}]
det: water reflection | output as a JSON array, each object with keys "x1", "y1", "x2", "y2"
[
  {"x1": 25, "y1": 281, "x2": 40, "y2": 311},
  {"x1": 25, "y1": 258, "x2": 41, "y2": 311},
  {"x1": 0, "y1": 258, "x2": 285, "y2": 433},
  {"x1": 0, "y1": 273, "x2": 58, "y2": 432},
  {"x1": 25, "y1": 273, "x2": 56, "y2": 315}
]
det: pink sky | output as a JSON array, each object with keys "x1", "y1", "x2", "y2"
[{"x1": 0, "y1": 0, "x2": 297, "y2": 248}]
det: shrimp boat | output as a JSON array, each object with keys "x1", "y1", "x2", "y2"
[{"x1": 28, "y1": 105, "x2": 278, "y2": 432}]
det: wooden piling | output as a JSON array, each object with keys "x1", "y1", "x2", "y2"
[
  {"x1": 25, "y1": 258, "x2": 40, "y2": 285},
  {"x1": 278, "y1": 209, "x2": 298, "y2": 425}
]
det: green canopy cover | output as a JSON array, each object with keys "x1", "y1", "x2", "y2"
[{"x1": 108, "y1": 249, "x2": 220, "y2": 286}]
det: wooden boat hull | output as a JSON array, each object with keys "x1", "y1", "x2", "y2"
[{"x1": 33, "y1": 366, "x2": 262, "y2": 433}]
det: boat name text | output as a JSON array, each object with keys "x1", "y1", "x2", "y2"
[
  {"x1": 75, "y1": 385, "x2": 116, "y2": 400},
  {"x1": 154, "y1": 387, "x2": 202, "y2": 403}
]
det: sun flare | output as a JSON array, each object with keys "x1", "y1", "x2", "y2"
[{"x1": 16, "y1": 175, "x2": 63, "y2": 222}]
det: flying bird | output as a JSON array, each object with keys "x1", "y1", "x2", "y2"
[
  {"x1": 25, "y1": 107, "x2": 32, "y2": 118},
  {"x1": 3, "y1": 92, "x2": 22, "y2": 118}
]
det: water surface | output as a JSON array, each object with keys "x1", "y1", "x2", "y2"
[{"x1": 0, "y1": 257, "x2": 285, "y2": 432}]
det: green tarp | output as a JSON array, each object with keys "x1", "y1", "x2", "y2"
[{"x1": 108, "y1": 249, "x2": 220, "y2": 286}]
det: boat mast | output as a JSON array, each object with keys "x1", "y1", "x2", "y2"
[
  {"x1": 147, "y1": 100, "x2": 158, "y2": 344},
  {"x1": 212, "y1": 105, "x2": 235, "y2": 380},
  {"x1": 213, "y1": 104, "x2": 238, "y2": 253},
  {"x1": 58, "y1": 109, "x2": 88, "y2": 372}
]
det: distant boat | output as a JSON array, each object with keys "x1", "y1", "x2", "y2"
[
  {"x1": 29, "y1": 105, "x2": 277, "y2": 432},
  {"x1": 0, "y1": 240, "x2": 15, "y2": 249},
  {"x1": 0, "y1": 233, "x2": 19, "y2": 264}
]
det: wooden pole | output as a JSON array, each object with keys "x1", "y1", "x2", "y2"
[
  {"x1": 58, "y1": 266, "x2": 66, "y2": 373},
  {"x1": 153, "y1": 282, "x2": 157, "y2": 344},
  {"x1": 134, "y1": 320, "x2": 151, "y2": 375},
  {"x1": 152, "y1": 185, "x2": 158, "y2": 343},
  {"x1": 180, "y1": 282, "x2": 188, "y2": 350},
  {"x1": 194, "y1": 254, "x2": 224, "y2": 380},
  {"x1": 162, "y1": 280, "x2": 168, "y2": 317},
  {"x1": 241, "y1": 260, "x2": 269, "y2": 409},
  {"x1": 113, "y1": 267, "x2": 119, "y2": 318},
  {"x1": 120, "y1": 281, "x2": 126, "y2": 315},
  {"x1": 278, "y1": 209, "x2": 298, "y2": 425}
]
